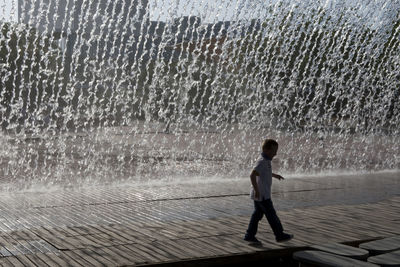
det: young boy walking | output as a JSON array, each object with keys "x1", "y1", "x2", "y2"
[{"x1": 244, "y1": 139, "x2": 293, "y2": 243}]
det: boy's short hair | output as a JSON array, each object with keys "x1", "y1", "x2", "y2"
[{"x1": 262, "y1": 139, "x2": 278, "y2": 150}]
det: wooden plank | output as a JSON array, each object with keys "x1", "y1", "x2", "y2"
[
  {"x1": 198, "y1": 235, "x2": 246, "y2": 255},
  {"x1": 114, "y1": 223, "x2": 158, "y2": 242},
  {"x1": 62, "y1": 249, "x2": 98, "y2": 266},
  {"x1": 217, "y1": 217, "x2": 248, "y2": 232},
  {"x1": 65, "y1": 225, "x2": 104, "y2": 236},
  {"x1": 7, "y1": 229, "x2": 39, "y2": 241},
  {"x1": 34, "y1": 252, "x2": 81, "y2": 267},
  {"x1": 138, "y1": 240, "x2": 179, "y2": 261},
  {"x1": 14, "y1": 254, "x2": 37, "y2": 267},
  {"x1": 41, "y1": 227, "x2": 70, "y2": 237},
  {"x1": 206, "y1": 235, "x2": 246, "y2": 253},
  {"x1": 0, "y1": 256, "x2": 26, "y2": 267},
  {"x1": 0, "y1": 246, "x2": 12, "y2": 257},
  {"x1": 311, "y1": 243, "x2": 369, "y2": 260},
  {"x1": 361, "y1": 221, "x2": 400, "y2": 236},
  {"x1": 111, "y1": 244, "x2": 148, "y2": 265},
  {"x1": 45, "y1": 232, "x2": 114, "y2": 250},
  {"x1": 34, "y1": 227, "x2": 76, "y2": 250},
  {"x1": 367, "y1": 249, "x2": 400, "y2": 266},
  {"x1": 0, "y1": 257, "x2": 15, "y2": 267},
  {"x1": 102, "y1": 245, "x2": 147, "y2": 264},
  {"x1": 27, "y1": 240, "x2": 59, "y2": 254},
  {"x1": 168, "y1": 222, "x2": 206, "y2": 239},
  {"x1": 92, "y1": 246, "x2": 135, "y2": 266},
  {"x1": 293, "y1": 250, "x2": 379, "y2": 267},
  {"x1": 14, "y1": 241, "x2": 38, "y2": 255},
  {"x1": 153, "y1": 223, "x2": 183, "y2": 239},
  {"x1": 77, "y1": 248, "x2": 116, "y2": 266},
  {"x1": 151, "y1": 240, "x2": 192, "y2": 259},
  {"x1": 221, "y1": 235, "x2": 262, "y2": 253},
  {"x1": 124, "y1": 242, "x2": 170, "y2": 263},
  {"x1": 0, "y1": 235, "x2": 18, "y2": 255},
  {"x1": 91, "y1": 224, "x2": 136, "y2": 244},
  {"x1": 94, "y1": 232, "x2": 130, "y2": 246},
  {"x1": 309, "y1": 226, "x2": 358, "y2": 243},
  {"x1": 360, "y1": 236, "x2": 400, "y2": 254},
  {"x1": 150, "y1": 240, "x2": 184, "y2": 260},
  {"x1": 187, "y1": 221, "x2": 222, "y2": 236},
  {"x1": 161, "y1": 238, "x2": 206, "y2": 258},
  {"x1": 75, "y1": 233, "x2": 116, "y2": 247},
  {"x1": 24, "y1": 254, "x2": 51, "y2": 267},
  {"x1": 177, "y1": 237, "x2": 226, "y2": 257}
]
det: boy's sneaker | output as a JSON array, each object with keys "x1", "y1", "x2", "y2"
[
  {"x1": 244, "y1": 236, "x2": 262, "y2": 244},
  {"x1": 276, "y1": 233, "x2": 294, "y2": 242}
]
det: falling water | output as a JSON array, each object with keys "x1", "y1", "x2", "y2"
[{"x1": 0, "y1": 0, "x2": 399, "y2": 190}]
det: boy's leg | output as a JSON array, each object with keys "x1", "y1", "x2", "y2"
[
  {"x1": 245, "y1": 201, "x2": 264, "y2": 239},
  {"x1": 259, "y1": 199, "x2": 284, "y2": 237}
]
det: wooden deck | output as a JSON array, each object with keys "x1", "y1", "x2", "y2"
[
  {"x1": 0, "y1": 173, "x2": 399, "y2": 266},
  {"x1": 0, "y1": 196, "x2": 398, "y2": 266}
]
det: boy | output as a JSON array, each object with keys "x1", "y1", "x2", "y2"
[{"x1": 244, "y1": 139, "x2": 293, "y2": 244}]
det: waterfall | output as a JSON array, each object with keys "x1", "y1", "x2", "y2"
[{"x1": 0, "y1": 0, "x2": 398, "y2": 190}]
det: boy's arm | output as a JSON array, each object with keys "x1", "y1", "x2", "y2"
[
  {"x1": 250, "y1": 170, "x2": 260, "y2": 199},
  {"x1": 272, "y1": 173, "x2": 284, "y2": 180}
]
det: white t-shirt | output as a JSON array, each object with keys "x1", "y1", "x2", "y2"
[{"x1": 250, "y1": 155, "x2": 272, "y2": 201}]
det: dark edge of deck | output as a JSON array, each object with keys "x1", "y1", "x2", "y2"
[
  {"x1": 136, "y1": 238, "x2": 385, "y2": 267},
  {"x1": 132, "y1": 247, "x2": 305, "y2": 267}
]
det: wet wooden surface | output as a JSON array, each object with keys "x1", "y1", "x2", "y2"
[
  {"x1": 0, "y1": 195, "x2": 398, "y2": 266},
  {"x1": 0, "y1": 173, "x2": 399, "y2": 266}
]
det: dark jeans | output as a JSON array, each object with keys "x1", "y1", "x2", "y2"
[{"x1": 245, "y1": 198, "x2": 284, "y2": 238}]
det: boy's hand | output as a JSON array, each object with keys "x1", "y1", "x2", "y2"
[
  {"x1": 273, "y1": 173, "x2": 284, "y2": 180},
  {"x1": 254, "y1": 190, "x2": 260, "y2": 200}
]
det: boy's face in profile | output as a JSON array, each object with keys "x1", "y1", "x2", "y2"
[{"x1": 263, "y1": 145, "x2": 278, "y2": 159}]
